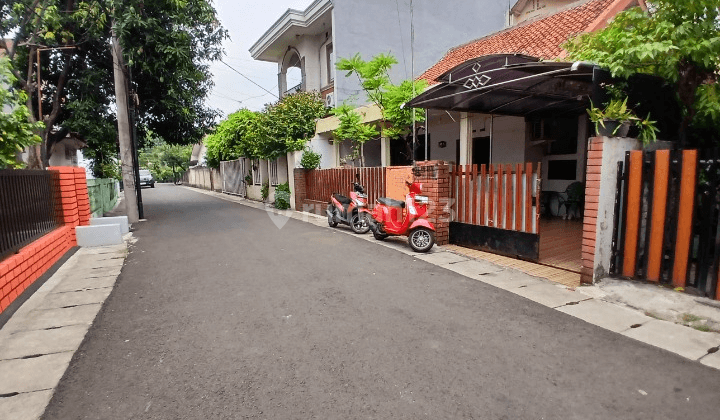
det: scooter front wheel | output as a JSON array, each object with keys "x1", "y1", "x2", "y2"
[
  {"x1": 408, "y1": 227, "x2": 435, "y2": 252},
  {"x1": 327, "y1": 204, "x2": 338, "y2": 227},
  {"x1": 350, "y1": 212, "x2": 370, "y2": 234}
]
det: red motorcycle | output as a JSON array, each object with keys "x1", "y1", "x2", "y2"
[
  {"x1": 368, "y1": 181, "x2": 436, "y2": 252},
  {"x1": 327, "y1": 180, "x2": 372, "y2": 234}
]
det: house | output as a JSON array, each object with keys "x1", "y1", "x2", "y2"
[{"x1": 248, "y1": 0, "x2": 510, "y2": 203}]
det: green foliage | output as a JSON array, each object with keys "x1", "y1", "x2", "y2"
[
  {"x1": 334, "y1": 53, "x2": 428, "y2": 164},
  {"x1": 0, "y1": 57, "x2": 43, "y2": 168},
  {"x1": 274, "y1": 182, "x2": 291, "y2": 209},
  {"x1": 204, "y1": 109, "x2": 258, "y2": 168},
  {"x1": 261, "y1": 181, "x2": 269, "y2": 201},
  {"x1": 140, "y1": 142, "x2": 192, "y2": 182},
  {"x1": 204, "y1": 92, "x2": 325, "y2": 165},
  {"x1": 564, "y1": 0, "x2": 720, "y2": 143},
  {"x1": 300, "y1": 147, "x2": 322, "y2": 169}
]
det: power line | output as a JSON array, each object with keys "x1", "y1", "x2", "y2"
[{"x1": 219, "y1": 59, "x2": 278, "y2": 99}]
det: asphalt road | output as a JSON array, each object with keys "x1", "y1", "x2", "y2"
[{"x1": 43, "y1": 184, "x2": 720, "y2": 419}]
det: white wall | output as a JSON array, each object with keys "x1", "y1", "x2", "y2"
[
  {"x1": 306, "y1": 134, "x2": 335, "y2": 169},
  {"x1": 491, "y1": 116, "x2": 526, "y2": 164},
  {"x1": 426, "y1": 111, "x2": 460, "y2": 162}
]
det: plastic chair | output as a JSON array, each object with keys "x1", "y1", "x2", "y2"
[{"x1": 557, "y1": 181, "x2": 584, "y2": 220}]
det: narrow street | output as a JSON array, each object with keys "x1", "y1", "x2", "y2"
[{"x1": 43, "y1": 184, "x2": 720, "y2": 419}]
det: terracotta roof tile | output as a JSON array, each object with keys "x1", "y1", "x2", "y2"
[{"x1": 419, "y1": 0, "x2": 616, "y2": 84}]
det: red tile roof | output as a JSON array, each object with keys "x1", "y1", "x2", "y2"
[{"x1": 419, "y1": 0, "x2": 621, "y2": 84}]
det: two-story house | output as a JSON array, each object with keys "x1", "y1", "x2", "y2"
[{"x1": 249, "y1": 0, "x2": 510, "y2": 175}]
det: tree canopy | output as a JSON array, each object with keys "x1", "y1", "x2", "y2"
[
  {"x1": 334, "y1": 53, "x2": 428, "y2": 165},
  {"x1": 564, "y1": 0, "x2": 720, "y2": 145},
  {"x1": 1, "y1": 0, "x2": 227, "y2": 171}
]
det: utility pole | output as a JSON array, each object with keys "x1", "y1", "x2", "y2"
[{"x1": 111, "y1": 26, "x2": 139, "y2": 224}]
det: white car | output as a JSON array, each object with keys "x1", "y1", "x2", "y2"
[{"x1": 139, "y1": 169, "x2": 155, "y2": 188}]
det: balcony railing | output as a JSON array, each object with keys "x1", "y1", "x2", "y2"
[{"x1": 283, "y1": 83, "x2": 302, "y2": 97}]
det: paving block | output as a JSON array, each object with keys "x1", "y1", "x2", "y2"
[
  {"x1": 90, "y1": 216, "x2": 129, "y2": 234},
  {"x1": 0, "y1": 324, "x2": 90, "y2": 360},
  {"x1": 510, "y1": 282, "x2": 585, "y2": 308},
  {"x1": 0, "y1": 352, "x2": 73, "y2": 393},
  {"x1": 439, "y1": 259, "x2": 505, "y2": 280},
  {"x1": 415, "y1": 251, "x2": 469, "y2": 265},
  {"x1": 557, "y1": 299, "x2": 654, "y2": 333},
  {"x1": 51, "y1": 274, "x2": 118, "y2": 293},
  {"x1": 14, "y1": 304, "x2": 102, "y2": 331},
  {"x1": 622, "y1": 319, "x2": 720, "y2": 360},
  {"x1": 40, "y1": 288, "x2": 113, "y2": 309},
  {"x1": 700, "y1": 351, "x2": 720, "y2": 370},
  {"x1": 478, "y1": 271, "x2": 544, "y2": 290},
  {"x1": 75, "y1": 224, "x2": 122, "y2": 247},
  {"x1": 0, "y1": 389, "x2": 54, "y2": 420}
]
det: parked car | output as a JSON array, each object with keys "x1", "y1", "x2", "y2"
[{"x1": 139, "y1": 169, "x2": 155, "y2": 188}]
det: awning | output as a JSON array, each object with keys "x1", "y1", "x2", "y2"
[{"x1": 407, "y1": 54, "x2": 594, "y2": 117}]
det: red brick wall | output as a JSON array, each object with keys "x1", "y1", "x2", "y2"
[
  {"x1": 581, "y1": 137, "x2": 603, "y2": 284},
  {"x1": 0, "y1": 167, "x2": 91, "y2": 314},
  {"x1": 413, "y1": 161, "x2": 451, "y2": 245}
]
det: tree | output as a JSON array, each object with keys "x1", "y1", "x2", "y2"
[
  {"x1": 334, "y1": 53, "x2": 428, "y2": 165},
  {"x1": 1, "y1": 0, "x2": 227, "y2": 169},
  {"x1": 564, "y1": 0, "x2": 720, "y2": 145},
  {"x1": 139, "y1": 142, "x2": 192, "y2": 182},
  {"x1": 204, "y1": 109, "x2": 259, "y2": 169},
  {"x1": 0, "y1": 57, "x2": 44, "y2": 168}
]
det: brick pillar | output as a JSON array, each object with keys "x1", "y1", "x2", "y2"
[
  {"x1": 49, "y1": 167, "x2": 80, "y2": 246},
  {"x1": 293, "y1": 168, "x2": 307, "y2": 210},
  {"x1": 581, "y1": 138, "x2": 603, "y2": 284},
  {"x1": 74, "y1": 167, "x2": 91, "y2": 226},
  {"x1": 413, "y1": 160, "x2": 451, "y2": 245}
]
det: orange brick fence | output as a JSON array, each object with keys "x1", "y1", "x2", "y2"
[{"x1": 0, "y1": 167, "x2": 91, "y2": 314}]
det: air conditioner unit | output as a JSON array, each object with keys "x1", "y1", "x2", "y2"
[{"x1": 325, "y1": 93, "x2": 335, "y2": 107}]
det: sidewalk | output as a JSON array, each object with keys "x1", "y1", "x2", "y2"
[
  {"x1": 0, "y1": 239, "x2": 129, "y2": 420},
  {"x1": 187, "y1": 186, "x2": 720, "y2": 370}
]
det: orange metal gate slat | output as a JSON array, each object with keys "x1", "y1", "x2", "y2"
[{"x1": 622, "y1": 151, "x2": 644, "y2": 278}]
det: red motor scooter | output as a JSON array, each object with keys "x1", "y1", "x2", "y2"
[
  {"x1": 327, "y1": 179, "x2": 372, "y2": 234},
  {"x1": 368, "y1": 181, "x2": 436, "y2": 252}
]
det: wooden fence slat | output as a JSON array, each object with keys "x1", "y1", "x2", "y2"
[
  {"x1": 535, "y1": 162, "x2": 541, "y2": 235},
  {"x1": 488, "y1": 164, "x2": 495, "y2": 227},
  {"x1": 497, "y1": 165, "x2": 504, "y2": 229},
  {"x1": 623, "y1": 151, "x2": 644, "y2": 278},
  {"x1": 505, "y1": 164, "x2": 512, "y2": 230},
  {"x1": 647, "y1": 150, "x2": 670, "y2": 281},
  {"x1": 464, "y1": 165, "x2": 471, "y2": 224},
  {"x1": 480, "y1": 164, "x2": 486, "y2": 226},
  {"x1": 525, "y1": 162, "x2": 532, "y2": 233},
  {"x1": 471, "y1": 164, "x2": 478, "y2": 225},
  {"x1": 672, "y1": 150, "x2": 697, "y2": 287},
  {"x1": 515, "y1": 163, "x2": 522, "y2": 232}
]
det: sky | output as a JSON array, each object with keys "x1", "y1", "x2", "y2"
[{"x1": 207, "y1": 0, "x2": 314, "y2": 118}]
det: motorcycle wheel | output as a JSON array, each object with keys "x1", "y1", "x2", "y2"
[
  {"x1": 350, "y1": 212, "x2": 370, "y2": 234},
  {"x1": 408, "y1": 227, "x2": 435, "y2": 252},
  {"x1": 327, "y1": 205, "x2": 338, "y2": 227}
]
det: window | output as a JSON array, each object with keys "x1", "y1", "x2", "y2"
[
  {"x1": 269, "y1": 160, "x2": 279, "y2": 186},
  {"x1": 326, "y1": 43, "x2": 334, "y2": 85}
]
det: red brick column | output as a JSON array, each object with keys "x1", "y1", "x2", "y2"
[
  {"x1": 74, "y1": 167, "x2": 91, "y2": 226},
  {"x1": 293, "y1": 168, "x2": 307, "y2": 210},
  {"x1": 580, "y1": 137, "x2": 603, "y2": 284},
  {"x1": 413, "y1": 160, "x2": 451, "y2": 245},
  {"x1": 49, "y1": 167, "x2": 80, "y2": 246}
]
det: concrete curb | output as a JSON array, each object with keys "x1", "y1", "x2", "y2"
[
  {"x1": 0, "y1": 236, "x2": 130, "y2": 420},
  {"x1": 183, "y1": 186, "x2": 720, "y2": 370}
]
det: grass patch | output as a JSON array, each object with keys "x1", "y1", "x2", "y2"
[
  {"x1": 644, "y1": 311, "x2": 662, "y2": 320},
  {"x1": 682, "y1": 313, "x2": 703, "y2": 323},
  {"x1": 692, "y1": 325, "x2": 712, "y2": 332}
]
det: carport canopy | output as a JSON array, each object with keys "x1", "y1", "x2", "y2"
[{"x1": 407, "y1": 54, "x2": 594, "y2": 118}]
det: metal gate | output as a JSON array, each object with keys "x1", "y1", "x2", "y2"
[
  {"x1": 610, "y1": 149, "x2": 720, "y2": 300},
  {"x1": 220, "y1": 158, "x2": 247, "y2": 197},
  {"x1": 450, "y1": 163, "x2": 541, "y2": 260}
]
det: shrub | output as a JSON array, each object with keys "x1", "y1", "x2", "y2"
[
  {"x1": 274, "y1": 182, "x2": 291, "y2": 210},
  {"x1": 261, "y1": 181, "x2": 270, "y2": 201},
  {"x1": 300, "y1": 148, "x2": 321, "y2": 169}
]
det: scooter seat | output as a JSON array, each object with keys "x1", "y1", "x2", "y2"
[
  {"x1": 333, "y1": 194, "x2": 352, "y2": 205},
  {"x1": 377, "y1": 197, "x2": 405, "y2": 208}
]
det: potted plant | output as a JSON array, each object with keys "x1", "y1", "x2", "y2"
[{"x1": 588, "y1": 98, "x2": 659, "y2": 143}]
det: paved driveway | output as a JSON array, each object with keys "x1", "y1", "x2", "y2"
[{"x1": 43, "y1": 184, "x2": 720, "y2": 419}]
